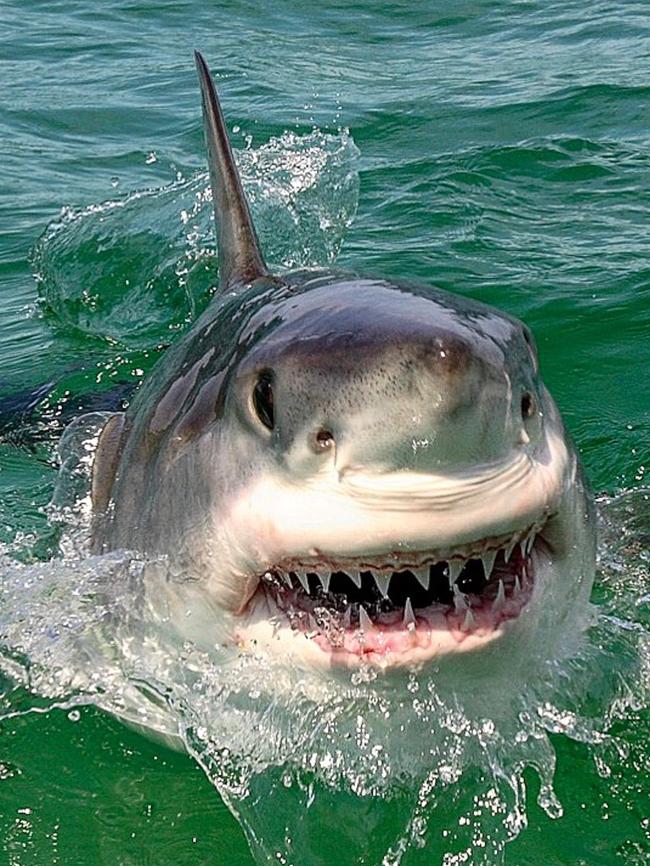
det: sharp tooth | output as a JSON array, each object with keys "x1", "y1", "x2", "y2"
[
  {"x1": 448, "y1": 560, "x2": 463, "y2": 587},
  {"x1": 453, "y1": 584, "x2": 468, "y2": 612},
  {"x1": 480, "y1": 550, "x2": 497, "y2": 581},
  {"x1": 373, "y1": 571, "x2": 391, "y2": 597},
  {"x1": 282, "y1": 572, "x2": 292, "y2": 588},
  {"x1": 525, "y1": 533, "x2": 535, "y2": 555},
  {"x1": 404, "y1": 597, "x2": 416, "y2": 628},
  {"x1": 347, "y1": 570, "x2": 362, "y2": 589},
  {"x1": 514, "y1": 574, "x2": 521, "y2": 594},
  {"x1": 342, "y1": 606, "x2": 352, "y2": 628},
  {"x1": 318, "y1": 571, "x2": 332, "y2": 593},
  {"x1": 492, "y1": 579, "x2": 506, "y2": 613},
  {"x1": 359, "y1": 605, "x2": 373, "y2": 632},
  {"x1": 504, "y1": 539, "x2": 516, "y2": 563},
  {"x1": 519, "y1": 540, "x2": 526, "y2": 558},
  {"x1": 295, "y1": 571, "x2": 310, "y2": 593},
  {"x1": 413, "y1": 566, "x2": 430, "y2": 591},
  {"x1": 462, "y1": 608, "x2": 475, "y2": 631}
]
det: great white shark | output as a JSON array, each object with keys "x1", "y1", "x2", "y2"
[{"x1": 88, "y1": 52, "x2": 596, "y2": 671}]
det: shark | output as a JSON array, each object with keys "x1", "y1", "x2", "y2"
[{"x1": 88, "y1": 52, "x2": 596, "y2": 671}]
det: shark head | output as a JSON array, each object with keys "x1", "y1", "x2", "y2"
[{"x1": 90, "y1": 53, "x2": 595, "y2": 671}]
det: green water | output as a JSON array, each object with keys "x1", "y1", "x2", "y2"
[{"x1": 1, "y1": 1, "x2": 650, "y2": 864}]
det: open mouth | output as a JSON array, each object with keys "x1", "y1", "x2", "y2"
[{"x1": 244, "y1": 522, "x2": 546, "y2": 665}]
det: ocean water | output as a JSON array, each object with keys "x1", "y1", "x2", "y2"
[{"x1": 1, "y1": 1, "x2": 650, "y2": 864}]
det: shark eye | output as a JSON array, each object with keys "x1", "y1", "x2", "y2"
[
  {"x1": 253, "y1": 372, "x2": 274, "y2": 430},
  {"x1": 521, "y1": 391, "x2": 536, "y2": 420}
]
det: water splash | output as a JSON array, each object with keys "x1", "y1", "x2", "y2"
[
  {"x1": 1, "y1": 430, "x2": 649, "y2": 865},
  {"x1": 31, "y1": 129, "x2": 359, "y2": 347}
]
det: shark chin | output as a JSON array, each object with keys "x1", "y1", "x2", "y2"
[{"x1": 87, "y1": 53, "x2": 596, "y2": 682}]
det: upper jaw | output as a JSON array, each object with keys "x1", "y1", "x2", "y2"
[
  {"x1": 271, "y1": 518, "x2": 544, "y2": 580},
  {"x1": 227, "y1": 426, "x2": 570, "y2": 576}
]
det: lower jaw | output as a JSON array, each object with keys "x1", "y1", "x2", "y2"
[{"x1": 315, "y1": 595, "x2": 529, "y2": 666}]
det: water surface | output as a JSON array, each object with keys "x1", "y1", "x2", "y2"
[{"x1": 1, "y1": 1, "x2": 650, "y2": 863}]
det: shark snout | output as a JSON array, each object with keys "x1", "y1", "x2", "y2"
[{"x1": 241, "y1": 297, "x2": 531, "y2": 475}]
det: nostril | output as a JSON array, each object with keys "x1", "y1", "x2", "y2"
[{"x1": 314, "y1": 428, "x2": 335, "y2": 452}]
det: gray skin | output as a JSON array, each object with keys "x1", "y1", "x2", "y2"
[
  {"x1": 90, "y1": 53, "x2": 595, "y2": 670},
  {"x1": 96, "y1": 273, "x2": 541, "y2": 549}
]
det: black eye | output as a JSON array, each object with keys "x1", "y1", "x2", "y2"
[
  {"x1": 253, "y1": 373, "x2": 274, "y2": 430},
  {"x1": 521, "y1": 392, "x2": 536, "y2": 420}
]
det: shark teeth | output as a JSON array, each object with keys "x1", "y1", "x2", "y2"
[
  {"x1": 480, "y1": 549, "x2": 497, "y2": 581},
  {"x1": 492, "y1": 579, "x2": 506, "y2": 614},
  {"x1": 519, "y1": 534, "x2": 535, "y2": 559},
  {"x1": 413, "y1": 567, "x2": 430, "y2": 591},
  {"x1": 318, "y1": 570, "x2": 331, "y2": 594},
  {"x1": 359, "y1": 605, "x2": 373, "y2": 632},
  {"x1": 453, "y1": 584, "x2": 468, "y2": 612},
  {"x1": 447, "y1": 560, "x2": 463, "y2": 588},
  {"x1": 268, "y1": 524, "x2": 540, "y2": 635},
  {"x1": 348, "y1": 570, "x2": 362, "y2": 589},
  {"x1": 373, "y1": 572, "x2": 391, "y2": 597},
  {"x1": 404, "y1": 597, "x2": 416, "y2": 628},
  {"x1": 461, "y1": 608, "x2": 476, "y2": 631}
]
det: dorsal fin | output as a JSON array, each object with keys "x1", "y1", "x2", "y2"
[{"x1": 194, "y1": 51, "x2": 269, "y2": 290}]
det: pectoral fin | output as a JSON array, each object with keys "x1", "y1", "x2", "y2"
[{"x1": 91, "y1": 412, "x2": 128, "y2": 514}]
